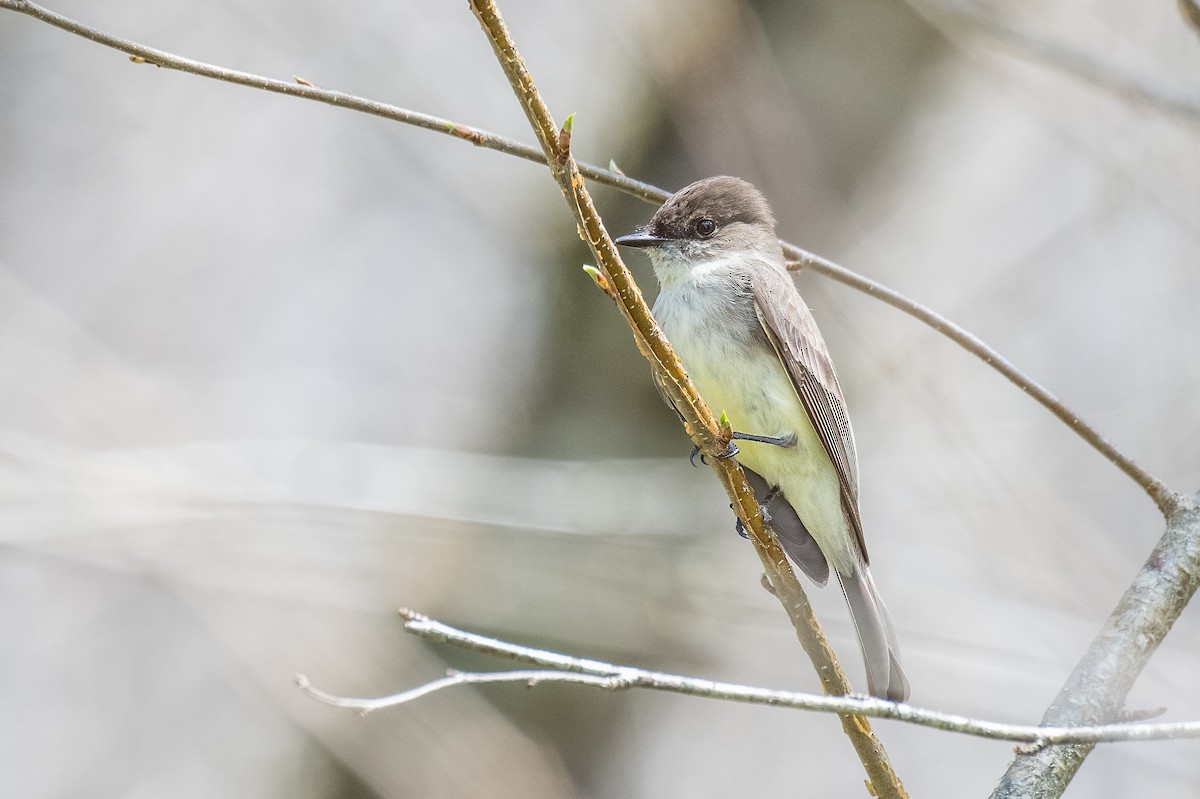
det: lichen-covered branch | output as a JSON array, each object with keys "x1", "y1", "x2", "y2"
[{"x1": 991, "y1": 496, "x2": 1200, "y2": 798}]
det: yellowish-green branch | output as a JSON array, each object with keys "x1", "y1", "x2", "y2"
[{"x1": 466, "y1": 1, "x2": 907, "y2": 796}]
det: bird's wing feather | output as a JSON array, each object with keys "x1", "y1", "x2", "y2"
[{"x1": 750, "y1": 266, "x2": 868, "y2": 563}]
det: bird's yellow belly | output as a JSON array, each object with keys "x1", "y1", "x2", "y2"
[{"x1": 684, "y1": 347, "x2": 854, "y2": 573}]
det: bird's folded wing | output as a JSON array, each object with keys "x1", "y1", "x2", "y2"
[{"x1": 751, "y1": 268, "x2": 868, "y2": 563}]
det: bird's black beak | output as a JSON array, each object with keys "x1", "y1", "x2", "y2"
[{"x1": 614, "y1": 229, "x2": 669, "y2": 248}]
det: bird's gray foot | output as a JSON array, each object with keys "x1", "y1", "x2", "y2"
[{"x1": 734, "y1": 483, "x2": 781, "y2": 538}]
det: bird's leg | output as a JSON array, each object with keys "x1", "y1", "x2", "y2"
[
  {"x1": 735, "y1": 483, "x2": 782, "y2": 538},
  {"x1": 691, "y1": 432, "x2": 794, "y2": 467},
  {"x1": 730, "y1": 431, "x2": 797, "y2": 449}
]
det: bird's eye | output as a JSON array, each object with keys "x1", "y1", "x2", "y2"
[{"x1": 694, "y1": 218, "x2": 717, "y2": 238}]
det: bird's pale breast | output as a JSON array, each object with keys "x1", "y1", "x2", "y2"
[{"x1": 653, "y1": 266, "x2": 855, "y2": 572}]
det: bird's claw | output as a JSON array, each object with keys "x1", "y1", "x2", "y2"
[{"x1": 690, "y1": 441, "x2": 738, "y2": 465}]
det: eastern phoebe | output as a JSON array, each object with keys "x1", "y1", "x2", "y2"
[{"x1": 616, "y1": 176, "x2": 909, "y2": 701}]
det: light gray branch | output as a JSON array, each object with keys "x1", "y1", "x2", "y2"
[{"x1": 293, "y1": 609, "x2": 1200, "y2": 748}]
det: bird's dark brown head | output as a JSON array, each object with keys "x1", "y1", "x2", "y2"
[
  {"x1": 615, "y1": 176, "x2": 778, "y2": 262},
  {"x1": 650, "y1": 176, "x2": 775, "y2": 241}
]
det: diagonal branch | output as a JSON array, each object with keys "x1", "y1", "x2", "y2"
[
  {"x1": 464, "y1": 1, "x2": 907, "y2": 796},
  {"x1": 0, "y1": 0, "x2": 1178, "y2": 512}
]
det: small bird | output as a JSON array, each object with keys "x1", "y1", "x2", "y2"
[{"x1": 616, "y1": 176, "x2": 909, "y2": 701}]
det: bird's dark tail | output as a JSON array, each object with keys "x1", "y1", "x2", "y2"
[{"x1": 838, "y1": 565, "x2": 909, "y2": 702}]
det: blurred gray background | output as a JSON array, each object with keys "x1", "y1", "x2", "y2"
[{"x1": 2, "y1": 0, "x2": 1199, "y2": 796}]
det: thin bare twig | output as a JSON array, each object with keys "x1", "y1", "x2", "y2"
[
  {"x1": 295, "y1": 609, "x2": 1200, "y2": 748},
  {"x1": 0, "y1": 0, "x2": 1178, "y2": 513},
  {"x1": 786, "y1": 250, "x2": 1182, "y2": 515},
  {"x1": 0, "y1": 0, "x2": 665, "y2": 205},
  {"x1": 295, "y1": 669, "x2": 631, "y2": 714}
]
